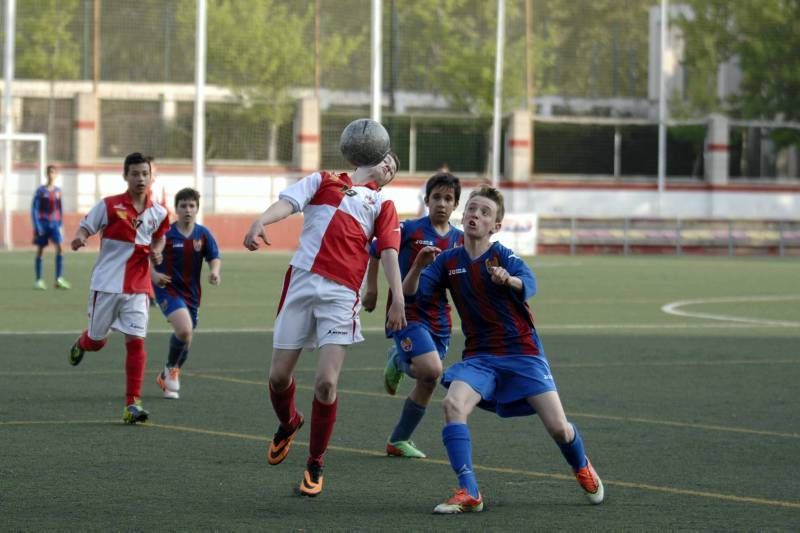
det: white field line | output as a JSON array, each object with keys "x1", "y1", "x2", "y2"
[
  {"x1": 1, "y1": 321, "x2": 798, "y2": 336},
  {"x1": 661, "y1": 294, "x2": 800, "y2": 328}
]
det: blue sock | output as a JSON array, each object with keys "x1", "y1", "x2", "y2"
[
  {"x1": 442, "y1": 422, "x2": 480, "y2": 498},
  {"x1": 166, "y1": 334, "x2": 187, "y2": 368},
  {"x1": 55, "y1": 254, "x2": 63, "y2": 278},
  {"x1": 35, "y1": 257, "x2": 42, "y2": 280},
  {"x1": 177, "y1": 346, "x2": 189, "y2": 368},
  {"x1": 556, "y1": 423, "x2": 588, "y2": 472},
  {"x1": 389, "y1": 399, "x2": 426, "y2": 443}
]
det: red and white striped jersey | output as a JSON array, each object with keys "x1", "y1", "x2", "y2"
[
  {"x1": 280, "y1": 171, "x2": 400, "y2": 292},
  {"x1": 80, "y1": 192, "x2": 170, "y2": 295}
]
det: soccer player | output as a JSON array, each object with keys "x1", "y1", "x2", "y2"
[
  {"x1": 31, "y1": 165, "x2": 70, "y2": 289},
  {"x1": 68, "y1": 152, "x2": 169, "y2": 424},
  {"x1": 362, "y1": 172, "x2": 463, "y2": 458},
  {"x1": 243, "y1": 151, "x2": 406, "y2": 497},
  {"x1": 403, "y1": 184, "x2": 605, "y2": 513},
  {"x1": 151, "y1": 187, "x2": 221, "y2": 400}
]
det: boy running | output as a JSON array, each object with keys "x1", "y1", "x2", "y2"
[
  {"x1": 362, "y1": 172, "x2": 463, "y2": 458},
  {"x1": 151, "y1": 188, "x2": 221, "y2": 400},
  {"x1": 68, "y1": 152, "x2": 169, "y2": 424}
]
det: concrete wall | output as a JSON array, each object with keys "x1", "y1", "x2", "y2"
[{"x1": 5, "y1": 169, "x2": 800, "y2": 221}]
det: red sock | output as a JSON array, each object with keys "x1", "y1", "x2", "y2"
[
  {"x1": 308, "y1": 396, "x2": 338, "y2": 466},
  {"x1": 78, "y1": 330, "x2": 107, "y2": 352},
  {"x1": 125, "y1": 338, "x2": 147, "y2": 405},
  {"x1": 269, "y1": 378, "x2": 298, "y2": 429}
]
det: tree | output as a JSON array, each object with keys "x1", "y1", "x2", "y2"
[
  {"x1": 676, "y1": 0, "x2": 800, "y2": 125},
  {"x1": 16, "y1": 0, "x2": 81, "y2": 158},
  {"x1": 199, "y1": 0, "x2": 364, "y2": 161},
  {"x1": 389, "y1": 0, "x2": 652, "y2": 115}
]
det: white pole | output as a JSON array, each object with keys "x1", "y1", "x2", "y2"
[
  {"x1": 371, "y1": 0, "x2": 382, "y2": 123},
  {"x1": 491, "y1": 0, "x2": 505, "y2": 187},
  {"x1": 657, "y1": 0, "x2": 668, "y2": 214},
  {"x1": 2, "y1": 0, "x2": 16, "y2": 250},
  {"x1": 193, "y1": 0, "x2": 207, "y2": 223}
]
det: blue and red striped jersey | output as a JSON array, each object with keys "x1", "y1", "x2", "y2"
[
  {"x1": 417, "y1": 241, "x2": 543, "y2": 359},
  {"x1": 154, "y1": 223, "x2": 220, "y2": 309},
  {"x1": 370, "y1": 216, "x2": 463, "y2": 336},
  {"x1": 31, "y1": 185, "x2": 63, "y2": 227}
]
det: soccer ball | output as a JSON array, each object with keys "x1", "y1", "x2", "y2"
[{"x1": 339, "y1": 118, "x2": 391, "y2": 167}]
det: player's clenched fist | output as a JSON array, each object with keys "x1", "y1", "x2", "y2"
[
  {"x1": 243, "y1": 223, "x2": 271, "y2": 251},
  {"x1": 71, "y1": 236, "x2": 87, "y2": 251}
]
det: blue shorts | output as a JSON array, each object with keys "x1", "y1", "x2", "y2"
[
  {"x1": 153, "y1": 287, "x2": 198, "y2": 329},
  {"x1": 33, "y1": 220, "x2": 63, "y2": 246},
  {"x1": 442, "y1": 355, "x2": 557, "y2": 418},
  {"x1": 392, "y1": 322, "x2": 449, "y2": 372}
]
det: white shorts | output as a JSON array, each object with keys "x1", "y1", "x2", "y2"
[
  {"x1": 273, "y1": 267, "x2": 363, "y2": 349},
  {"x1": 86, "y1": 291, "x2": 150, "y2": 339}
]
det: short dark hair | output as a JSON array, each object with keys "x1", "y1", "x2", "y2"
[
  {"x1": 123, "y1": 152, "x2": 150, "y2": 175},
  {"x1": 388, "y1": 151, "x2": 400, "y2": 171},
  {"x1": 174, "y1": 187, "x2": 200, "y2": 208},
  {"x1": 468, "y1": 184, "x2": 505, "y2": 222},
  {"x1": 425, "y1": 172, "x2": 461, "y2": 203},
  {"x1": 46, "y1": 164, "x2": 56, "y2": 175}
]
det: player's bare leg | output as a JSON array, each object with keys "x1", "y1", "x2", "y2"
[
  {"x1": 387, "y1": 351, "x2": 442, "y2": 458},
  {"x1": 528, "y1": 391, "x2": 604, "y2": 504},
  {"x1": 156, "y1": 308, "x2": 193, "y2": 399}
]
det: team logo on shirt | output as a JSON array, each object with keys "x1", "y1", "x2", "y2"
[
  {"x1": 485, "y1": 257, "x2": 500, "y2": 269},
  {"x1": 400, "y1": 337, "x2": 413, "y2": 352},
  {"x1": 116, "y1": 209, "x2": 128, "y2": 220},
  {"x1": 193, "y1": 239, "x2": 203, "y2": 252}
]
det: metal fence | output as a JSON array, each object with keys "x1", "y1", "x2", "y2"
[
  {"x1": 538, "y1": 217, "x2": 800, "y2": 256},
  {"x1": 1, "y1": 0, "x2": 798, "y2": 178}
]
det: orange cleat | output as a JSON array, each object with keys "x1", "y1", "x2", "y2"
[
  {"x1": 433, "y1": 488, "x2": 484, "y2": 514},
  {"x1": 267, "y1": 413, "x2": 304, "y2": 465},
  {"x1": 575, "y1": 459, "x2": 605, "y2": 504},
  {"x1": 298, "y1": 462, "x2": 323, "y2": 497}
]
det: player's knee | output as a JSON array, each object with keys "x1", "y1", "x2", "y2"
[
  {"x1": 416, "y1": 375, "x2": 439, "y2": 392},
  {"x1": 80, "y1": 332, "x2": 107, "y2": 352},
  {"x1": 441, "y1": 395, "x2": 467, "y2": 420},
  {"x1": 313, "y1": 378, "x2": 337, "y2": 403},
  {"x1": 548, "y1": 422, "x2": 573, "y2": 444},
  {"x1": 175, "y1": 328, "x2": 192, "y2": 344},
  {"x1": 268, "y1": 377, "x2": 290, "y2": 394},
  {"x1": 411, "y1": 356, "x2": 442, "y2": 381}
]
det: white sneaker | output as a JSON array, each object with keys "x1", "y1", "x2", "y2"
[
  {"x1": 164, "y1": 366, "x2": 181, "y2": 392},
  {"x1": 156, "y1": 367, "x2": 180, "y2": 399}
]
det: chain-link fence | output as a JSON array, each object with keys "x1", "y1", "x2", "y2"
[{"x1": 1, "y1": 0, "x2": 798, "y2": 178}]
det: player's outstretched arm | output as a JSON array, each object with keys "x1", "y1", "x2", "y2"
[
  {"x1": 361, "y1": 256, "x2": 380, "y2": 312},
  {"x1": 379, "y1": 248, "x2": 406, "y2": 332},
  {"x1": 208, "y1": 258, "x2": 221, "y2": 285},
  {"x1": 243, "y1": 198, "x2": 294, "y2": 250}
]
